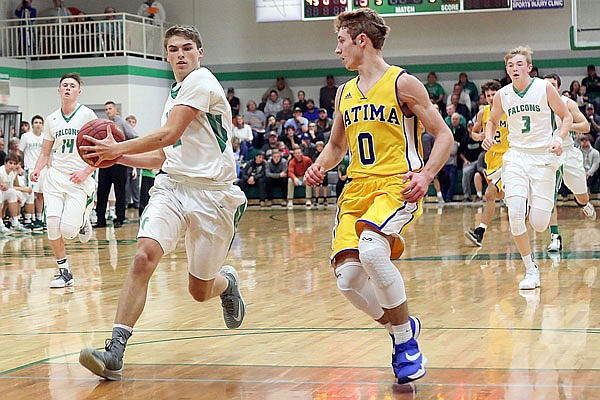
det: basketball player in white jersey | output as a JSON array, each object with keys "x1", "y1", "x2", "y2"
[
  {"x1": 19, "y1": 115, "x2": 46, "y2": 230},
  {"x1": 30, "y1": 73, "x2": 98, "y2": 288},
  {"x1": 78, "y1": 25, "x2": 247, "y2": 381},
  {"x1": 542, "y1": 73, "x2": 596, "y2": 253},
  {"x1": 484, "y1": 46, "x2": 572, "y2": 290}
]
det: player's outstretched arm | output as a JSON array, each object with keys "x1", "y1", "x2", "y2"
[
  {"x1": 119, "y1": 149, "x2": 166, "y2": 170},
  {"x1": 566, "y1": 97, "x2": 590, "y2": 134},
  {"x1": 82, "y1": 104, "x2": 198, "y2": 163},
  {"x1": 398, "y1": 74, "x2": 453, "y2": 202}
]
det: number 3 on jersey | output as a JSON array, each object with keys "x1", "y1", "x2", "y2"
[{"x1": 358, "y1": 132, "x2": 375, "y2": 165}]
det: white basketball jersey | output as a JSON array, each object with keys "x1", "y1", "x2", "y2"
[
  {"x1": 554, "y1": 95, "x2": 575, "y2": 148},
  {"x1": 499, "y1": 77, "x2": 554, "y2": 150},
  {"x1": 161, "y1": 67, "x2": 237, "y2": 183},
  {"x1": 20, "y1": 131, "x2": 44, "y2": 170},
  {"x1": 44, "y1": 104, "x2": 97, "y2": 174},
  {"x1": 0, "y1": 165, "x2": 18, "y2": 188}
]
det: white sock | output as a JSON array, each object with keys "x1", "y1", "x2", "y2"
[
  {"x1": 57, "y1": 257, "x2": 70, "y2": 272},
  {"x1": 522, "y1": 254, "x2": 537, "y2": 271},
  {"x1": 392, "y1": 321, "x2": 412, "y2": 344},
  {"x1": 10, "y1": 216, "x2": 19, "y2": 226},
  {"x1": 24, "y1": 214, "x2": 33, "y2": 223},
  {"x1": 436, "y1": 191, "x2": 442, "y2": 197},
  {"x1": 36, "y1": 213, "x2": 43, "y2": 221},
  {"x1": 478, "y1": 222, "x2": 488, "y2": 230},
  {"x1": 477, "y1": 191, "x2": 482, "y2": 197}
]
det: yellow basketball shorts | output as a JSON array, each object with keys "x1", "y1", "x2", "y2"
[
  {"x1": 331, "y1": 175, "x2": 422, "y2": 261},
  {"x1": 484, "y1": 151, "x2": 505, "y2": 192}
]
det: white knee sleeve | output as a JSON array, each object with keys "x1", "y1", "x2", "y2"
[
  {"x1": 46, "y1": 216, "x2": 62, "y2": 240},
  {"x1": 60, "y1": 220, "x2": 79, "y2": 240},
  {"x1": 358, "y1": 230, "x2": 407, "y2": 308},
  {"x1": 529, "y1": 207, "x2": 551, "y2": 232},
  {"x1": 336, "y1": 261, "x2": 384, "y2": 320},
  {"x1": 506, "y1": 196, "x2": 527, "y2": 236}
]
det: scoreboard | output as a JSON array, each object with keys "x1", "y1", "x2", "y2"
[{"x1": 303, "y1": 0, "x2": 512, "y2": 20}]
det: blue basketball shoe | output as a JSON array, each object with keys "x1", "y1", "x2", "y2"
[{"x1": 392, "y1": 337, "x2": 426, "y2": 384}]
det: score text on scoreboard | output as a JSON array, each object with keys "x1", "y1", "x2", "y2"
[
  {"x1": 302, "y1": 0, "x2": 511, "y2": 20},
  {"x1": 304, "y1": 0, "x2": 350, "y2": 20}
]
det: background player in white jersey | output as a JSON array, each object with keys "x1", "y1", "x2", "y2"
[
  {"x1": 484, "y1": 46, "x2": 572, "y2": 290},
  {"x1": 0, "y1": 152, "x2": 32, "y2": 234},
  {"x1": 543, "y1": 73, "x2": 596, "y2": 253},
  {"x1": 30, "y1": 73, "x2": 98, "y2": 288},
  {"x1": 78, "y1": 25, "x2": 247, "y2": 381},
  {"x1": 19, "y1": 115, "x2": 46, "y2": 230}
]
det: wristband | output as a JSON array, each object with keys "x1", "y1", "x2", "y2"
[{"x1": 554, "y1": 136, "x2": 563, "y2": 145}]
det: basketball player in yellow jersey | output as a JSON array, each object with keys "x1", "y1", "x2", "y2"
[
  {"x1": 304, "y1": 8, "x2": 452, "y2": 385},
  {"x1": 465, "y1": 80, "x2": 509, "y2": 247}
]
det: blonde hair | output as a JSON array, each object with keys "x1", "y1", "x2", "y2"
[
  {"x1": 504, "y1": 46, "x2": 533, "y2": 65},
  {"x1": 334, "y1": 8, "x2": 390, "y2": 50}
]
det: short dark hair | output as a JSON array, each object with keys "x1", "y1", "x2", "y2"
[
  {"x1": 5, "y1": 151, "x2": 21, "y2": 164},
  {"x1": 104, "y1": 100, "x2": 116, "y2": 106},
  {"x1": 31, "y1": 115, "x2": 43, "y2": 124},
  {"x1": 60, "y1": 72, "x2": 82, "y2": 86},
  {"x1": 543, "y1": 73, "x2": 561, "y2": 88},
  {"x1": 481, "y1": 80, "x2": 501, "y2": 93}
]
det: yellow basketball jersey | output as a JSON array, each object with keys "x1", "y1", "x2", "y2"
[
  {"x1": 339, "y1": 66, "x2": 423, "y2": 179},
  {"x1": 482, "y1": 105, "x2": 509, "y2": 155}
]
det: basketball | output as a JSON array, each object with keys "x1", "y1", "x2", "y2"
[{"x1": 76, "y1": 119, "x2": 126, "y2": 168}]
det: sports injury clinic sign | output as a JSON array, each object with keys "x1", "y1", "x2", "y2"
[{"x1": 512, "y1": 0, "x2": 564, "y2": 10}]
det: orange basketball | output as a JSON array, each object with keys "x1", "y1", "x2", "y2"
[{"x1": 76, "y1": 119, "x2": 125, "y2": 168}]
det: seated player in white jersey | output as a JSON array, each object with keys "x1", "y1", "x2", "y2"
[
  {"x1": 542, "y1": 73, "x2": 596, "y2": 254},
  {"x1": 78, "y1": 25, "x2": 247, "y2": 381},
  {"x1": 30, "y1": 72, "x2": 98, "y2": 289},
  {"x1": 19, "y1": 115, "x2": 46, "y2": 231},
  {"x1": 0, "y1": 152, "x2": 32, "y2": 234},
  {"x1": 483, "y1": 46, "x2": 572, "y2": 291}
]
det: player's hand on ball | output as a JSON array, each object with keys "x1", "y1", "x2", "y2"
[{"x1": 81, "y1": 125, "x2": 119, "y2": 166}]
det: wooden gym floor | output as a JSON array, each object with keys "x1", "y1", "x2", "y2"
[{"x1": 0, "y1": 203, "x2": 598, "y2": 399}]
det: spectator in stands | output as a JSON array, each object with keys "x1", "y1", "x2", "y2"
[
  {"x1": 281, "y1": 125, "x2": 297, "y2": 150},
  {"x1": 315, "y1": 108, "x2": 333, "y2": 142},
  {"x1": 499, "y1": 71, "x2": 511, "y2": 87},
  {"x1": 20, "y1": 121, "x2": 30, "y2": 136},
  {"x1": 126, "y1": 115, "x2": 137, "y2": 127},
  {"x1": 263, "y1": 90, "x2": 283, "y2": 117},
  {"x1": 265, "y1": 114, "x2": 281, "y2": 137},
  {"x1": 446, "y1": 83, "x2": 472, "y2": 114},
  {"x1": 529, "y1": 66, "x2": 539, "y2": 78},
  {"x1": 261, "y1": 131, "x2": 279, "y2": 159},
  {"x1": 278, "y1": 141, "x2": 290, "y2": 161},
  {"x1": 458, "y1": 72, "x2": 479, "y2": 113},
  {"x1": 14, "y1": 0, "x2": 37, "y2": 56},
  {"x1": 306, "y1": 121, "x2": 324, "y2": 143},
  {"x1": 459, "y1": 120, "x2": 484, "y2": 201},
  {"x1": 287, "y1": 146, "x2": 313, "y2": 208},
  {"x1": 284, "y1": 107, "x2": 308, "y2": 138},
  {"x1": 227, "y1": 88, "x2": 240, "y2": 118},
  {"x1": 448, "y1": 93, "x2": 471, "y2": 122},
  {"x1": 300, "y1": 132, "x2": 316, "y2": 160},
  {"x1": 580, "y1": 134, "x2": 599, "y2": 190},
  {"x1": 294, "y1": 90, "x2": 308, "y2": 112},
  {"x1": 437, "y1": 140, "x2": 459, "y2": 203},
  {"x1": 263, "y1": 76, "x2": 294, "y2": 104},
  {"x1": 137, "y1": 0, "x2": 165, "y2": 26},
  {"x1": 424, "y1": 72, "x2": 446, "y2": 116},
  {"x1": 276, "y1": 98, "x2": 293, "y2": 129},
  {"x1": 243, "y1": 100, "x2": 266, "y2": 148},
  {"x1": 265, "y1": 149, "x2": 288, "y2": 206},
  {"x1": 0, "y1": 141, "x2": 6, "y2": 166},
  {"x1": 238, "y1": 150, "x2": 267, "y2": 206},
  {"x1": 46, "y1": 0, "x2": 71, "y2": 23},
  {"x1": 585, "y1": 103, "x2": 600, "y2": 141},
  {"x1": 319, "y1": 75, "x2": 337, "y2": 116},
  {"x1": 99, "y1": 6, "x2": 120, "y2": 54},
  {"x1": 9, "y1": 138, "x2": 22, "y2": 160},
  {"x1": 335, "y1": 154, "x2": 349, "y2": 199},
  {"x1": 303, "y1": 99, "x2": 320, "y2": 122},
  {"x1": 569, "y1": 80, "x2": 582, "y2": 106},
  {"x1": 231, "y1": 136, "x2": 243, "y2": 178},
  {"x1": 582, "y1": 65, "x2": 600, "y2": 111},
  {"x1": 448, "y1": 112, "x2": 468, "y2": 144},
  {"x1": 232, "y1": 114, "x2": 253, "y2": 161}
]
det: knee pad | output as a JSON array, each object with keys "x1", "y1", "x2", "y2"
[
  {"x1": 505, "y1": 195, "x2": 527, "y2": 236},
  {"x1": 46, "y1": 216, "x2": 62, "y2": 240},
  {"x1": 529, "y1": 207, "x2": 551, "y2": 232},
  {"x1": 358, "y1": 230, "x2": 407, "y2": 308},
  {"x1": 336, "y1": 262, "x2": 384, "y2": 320},
  {"x1": 60, "y1": 220, "x2": 79, "y2": 240}
]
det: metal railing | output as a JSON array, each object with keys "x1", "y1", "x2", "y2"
[{"x1": 0, "y1": 13, "x2": 166, "y2": 59}]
